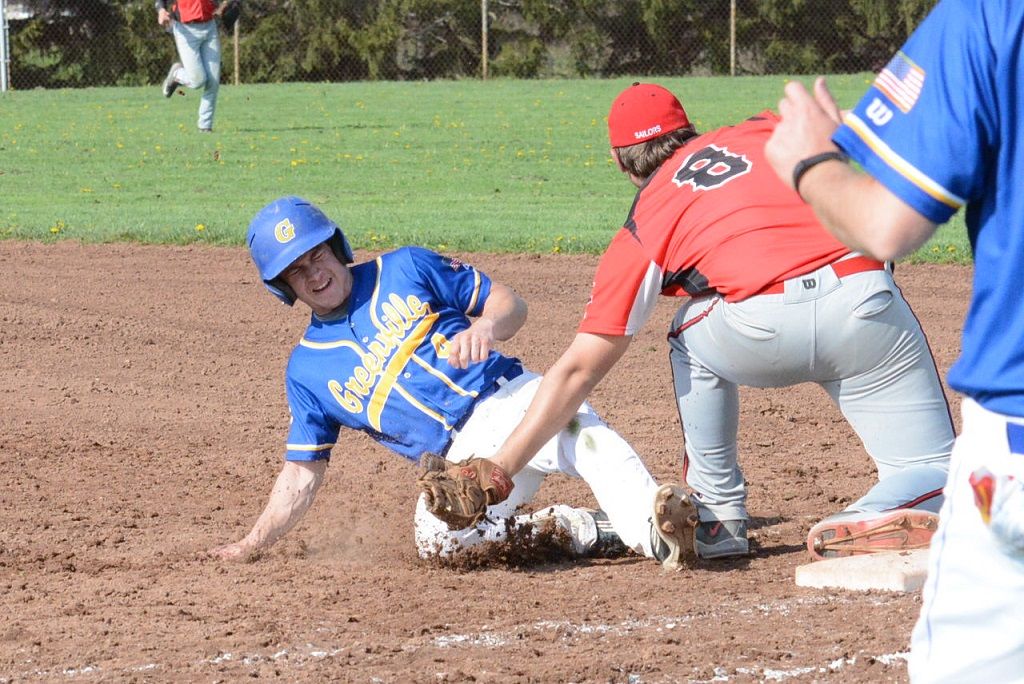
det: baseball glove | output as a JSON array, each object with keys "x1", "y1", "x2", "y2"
[
  {"x1": 416, "y1": 453, "x2": 515, "y2": 531},
  {"x1": 220, "y1": 0, "x2": 242, "y2": 32}
]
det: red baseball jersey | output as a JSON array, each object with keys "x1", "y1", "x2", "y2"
[
  {"x1": 579, "y1": 111, "x2": 851, "y2": 336},
  {"x1": 171, "y1": 0, "x2": 217, "y2": 23}
]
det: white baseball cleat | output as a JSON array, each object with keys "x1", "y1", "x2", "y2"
[{"x1": 525, "y1": 505, "x2": 627, "y2": 557}]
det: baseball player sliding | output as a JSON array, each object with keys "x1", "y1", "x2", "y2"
[
  {"x1": 478, "y1": 83, "x2": 955, "y2": 562},
  {"x1": 208, "y1": 196, "x2": 695, "y2": 566}
]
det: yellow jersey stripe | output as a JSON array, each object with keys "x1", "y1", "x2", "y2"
[
  {"x1": 845, "y1": 113, "x2": 964, "y2": 210},
  {"x1": 369, "y1": 256, "x2": 385, "y2": 328},
  {"x1": 367, "y1": 313, "x2": 438, "y2": 430},
  {"x1": 411, "y1": 354, "x2": 479, "y2": 397},
  {"x1": 465, "y1": 269, "x2": 481, "y2": 314},
  {"x1": 393, "y1": 383, "x2": 452, "y2": 430}
]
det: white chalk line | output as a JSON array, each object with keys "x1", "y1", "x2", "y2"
[{"x1": 1, "y1": 593, "x2": 910, "y2": 682}]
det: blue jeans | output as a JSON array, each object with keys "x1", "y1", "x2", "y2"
[{"x1": 170, "y1": 19, "x2": 221, "y2": 131}]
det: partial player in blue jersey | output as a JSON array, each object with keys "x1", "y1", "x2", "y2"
[
  {"x1": 766, "y1": 0, "x2": 1024, "y2": 680},
  {"x1": 208, "y1": 196, "x2": 692, "y2": 567}
]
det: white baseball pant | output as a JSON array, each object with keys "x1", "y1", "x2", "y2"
[
  {"x1": 909, "y1": 398, "x2": 1024, "y2": 682},
  {"x1": 414, "y1": 371, "x2": 660, "y2": 558}
]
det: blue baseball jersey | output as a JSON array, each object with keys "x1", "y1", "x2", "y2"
[
  {"x1": 282, "y1": 246, "x2": 520, "y2": 462},
  {"x1": 833, "y1": 0, "x2": 1024, "y2": 416}
]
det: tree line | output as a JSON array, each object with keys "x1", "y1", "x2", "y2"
[{"x1": 8, "y1": 0, "x2": 938, "y2": 89}]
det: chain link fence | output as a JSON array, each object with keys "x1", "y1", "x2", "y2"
[{"x1": 1, "y1": 0, "x2": 938, "y2": 92}]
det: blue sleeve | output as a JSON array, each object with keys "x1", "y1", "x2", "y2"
[
  {"x1": 284, "y1": 372, "x2": 339, "y2": 462},
  {"x1": 402, "y1": 246, "x2": 493, "y2": 317},
  {"x1": 831, "y1": 0, "x2": 999, "y2": 224}
]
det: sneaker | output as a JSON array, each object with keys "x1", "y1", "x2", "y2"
[
  {"x1": 162, "y1": 62, "x2": 183, "y2": 98},
  {"x1": 806, "y1": 509, "x2": 939, "y2": 561},
  {"x1": 695, "y1": 519, "x2": 749, "y2": 559},
  {"x1": 525, "y1": 505, "x2": 626, "y2": 557},
  {"x1": 650, "y1": 484, "x2": 699, "y2": 569},
  {"x1": 588, "y1": 509, "x2": 629, "y2": 557}
]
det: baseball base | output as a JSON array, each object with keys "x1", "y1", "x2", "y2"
[{"x1": 795, "y1": 549, "x2": 930, "y2": 592}]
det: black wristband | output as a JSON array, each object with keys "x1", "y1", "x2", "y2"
[{"x1": 792, "y1": 151, "x2": 849, "y2": 196}]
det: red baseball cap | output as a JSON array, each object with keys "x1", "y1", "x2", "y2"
[{"x1": 607, "y1": 82, "x2": 691, "y2": 148}]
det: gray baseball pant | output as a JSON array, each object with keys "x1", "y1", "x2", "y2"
[{"x1": 668, "y1": 261, "x2": 953, "y2": 524}]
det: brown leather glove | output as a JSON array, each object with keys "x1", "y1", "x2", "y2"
[{"x1": 416, "y1": 453, "x2": 514, "y2": 530}]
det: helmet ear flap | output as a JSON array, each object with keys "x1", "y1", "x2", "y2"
[
  {"x1": 328, "y1": 231, "x2": 354, "y2": 264},
  {"x1": 265, "y1": 277, "x2": 297, "y2": 306}
]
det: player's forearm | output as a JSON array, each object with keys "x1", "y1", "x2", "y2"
[
  {"x1": 490, "y1": 333, "x2": 630, "y2": 475},
  {"x1": 240, "y1": 461, "x2": 326, "y2": 551},
  {"x1": 524, "y1": 362, "x2": 599, "y2": 446},
  {"x1": 479, "y1": 283, "x2": 527, "y2": 341},
  {"x1": 491, "y1": 367, "x2": 597, "y2": 475},
  {"x1": 799, "y1": 162, "x2": 938, "y2": 261}
]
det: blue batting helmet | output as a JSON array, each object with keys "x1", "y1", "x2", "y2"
[{"x1": 246, "y1": 196, "x2": 354, "y2": 305}]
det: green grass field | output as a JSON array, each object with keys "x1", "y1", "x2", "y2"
[{"x1": 0, "y1": 75, "x2": 969, "y2": 262}]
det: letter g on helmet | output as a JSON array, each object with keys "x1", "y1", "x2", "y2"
[{"x1": 246, "y1": 196, "x2": 354, "y2": 305}]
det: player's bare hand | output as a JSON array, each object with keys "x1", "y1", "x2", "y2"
[
  {"x1": 157, "y1": 7, "x2": 172, "y2": 27},
  {"x1": 208, "y1": 540, "x2": 256, "y2": 561},
  {"x1": 810, "y1": 77, "x2": 843, "y2": 125},
  {"x1": 765, "y1": 77, "x2": 844, "y2": 189},
  {"x1": 447, "y1": 319, "x2": 496, "y2": 370}
]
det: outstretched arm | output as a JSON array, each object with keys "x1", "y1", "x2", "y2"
[
  {"x1": 488, "y1": 332, "x2": 632, "y2": 476},
  {"x1": 447, "y1": 282, "x2": 528, "y2": 369},
  {"x1": 765, "y1": 77, "x2": 938, "y2": 261},
  {"x1": 209, "y1": 459, "x2": 327, "y2": 560}
]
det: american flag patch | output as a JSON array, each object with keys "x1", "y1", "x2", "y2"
[{"x1": 875, "y1": 51, "x2": 925, "y2": 113}]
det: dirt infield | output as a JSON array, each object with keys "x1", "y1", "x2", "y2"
[{"x1": 0, "y1": 241, "x2": 968, "y2": 683}]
